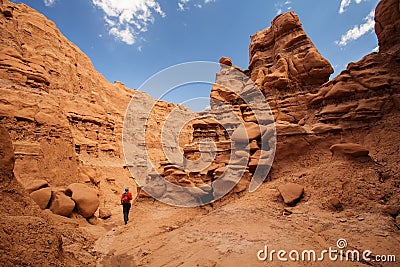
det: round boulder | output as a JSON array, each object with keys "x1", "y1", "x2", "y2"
[
  {"x1": 66, "y1": 183, "x2": 99, "y2": 218},
  {"x1": 30, "y1": 187, "x2": 52, "y2": 210},
  {"x1": 49, "y1": 191, "x2": 75, "y2": 217}
]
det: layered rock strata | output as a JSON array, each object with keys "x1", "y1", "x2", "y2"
[{"x1": 0, "y1": 0, "x2": 190, "y2": 210}]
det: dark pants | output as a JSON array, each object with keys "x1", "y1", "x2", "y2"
[{"x1": 122, "y1": 203, "x2": 131, "y2": 224}]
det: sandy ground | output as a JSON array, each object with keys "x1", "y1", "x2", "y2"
[{"x1": 91, "y1": 178, "x2": 400, "y2": 267}]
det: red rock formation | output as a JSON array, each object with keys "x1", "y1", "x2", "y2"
[
  {"x1": 0, "y1": 125, "x2": 93, "y2": 265},
  {"x1": 307, "y1": 0, "x2": 400, "y2": 128},
  {"x1": 248, "y1": 11, "x2": 333, "y2": 92},
  {"x1": 374, "y1": 0, "x2": 400, "y2": 52},
  {"x1": 0, "y1": 0, "x2": 132, "y2": 190},
  {"x1": 0, "y1": 0, "x2": 190, "y2": 210},
  {"x1": 183, "y1": 0, "x2": 399, "y2": 210}
]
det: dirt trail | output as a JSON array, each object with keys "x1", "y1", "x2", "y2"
[{"x1": 92, "y1": 178, "x2": 400, "y2": 267}]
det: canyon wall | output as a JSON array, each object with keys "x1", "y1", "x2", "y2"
[
  {"x1": 0, "y1": 0, "x2": 190, "y2": 211},
  {"x1": 178, "y1": 0, "x2": 399, "y2": 211}
]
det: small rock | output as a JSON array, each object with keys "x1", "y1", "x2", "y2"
[
  {"x1": 327, "y1": 197, "x2": 343, "y2": 211},
  {"x1": 99, "y1": 208, "x2": 112, "y2": 219},
  {"x1": 340, "y1": 218, "x2": 347, "y2": 223},
  {"x1": 330, "y1": 143, "x2": 369, "y2": 157},
  {"x1": 282, "y1": 208, "x2": 292, "y2": 216},
  {"x1": 277, "y1": 183, "x2": 304, "y2": 206},
  {"x1": 87, "y1": 215, "x2": 99, "y2": 225},
  {"x1": 357, "y1": 217, "x2": 365, "y2": 221}
]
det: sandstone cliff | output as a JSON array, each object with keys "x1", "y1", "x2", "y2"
[
  {"x1": 0, "y1": 0, "x2": 131, "y2": 192},
  {"x1": 0, "y1": 0, "x2": 189, "y2": 211},
  {"x1": 190, "y1": 0, "x2": 400, "y2": 214}
]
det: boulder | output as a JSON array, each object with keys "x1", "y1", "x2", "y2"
[
  {"x1": 87, "y1": 215, "x2": 99, "y2": 225},
  {"x1": 30, "y1": 187, "x2": 52, "y2": 210},
  {"x1": 330, "y1": 143, "x2": 369, "y2": 157},
  {"x1": 65, "y1": 183, "x2": 99, "y2": 218},
  {"x1": 278, "y1": 183, "x2": 304, "y2": 205},
  {"x1": 219, "y1": 56, "x2": 232, "y2": 66},
  {"x1": 99, "y1": 208, "x2": 112, "y2": 219},
  {"x1": 327, "y1": 197, "x2": 343, "y2": 211},
  {"x1": 25, "y1": 179, "x2": 49, "y2": 194},
  {"x1": 49, "y1": 191, "x2": 75, "y2": 217},
  {"x1": 231, "y1": 122, "x2": 264, "y2": 143}
]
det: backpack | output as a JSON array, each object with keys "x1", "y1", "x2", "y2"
[{"x1": 122, "y1": 192, "x2": 130, "y2": 204}]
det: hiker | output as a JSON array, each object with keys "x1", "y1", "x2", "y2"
[{"x1": 121, "y1": 187, "x2": 133, "y2": 224}]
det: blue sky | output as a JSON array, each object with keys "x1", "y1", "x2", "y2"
[{"x1": 11, "y1": 0, "x2": 379, "y2": 111}]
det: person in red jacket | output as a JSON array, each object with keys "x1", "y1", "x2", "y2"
[{"x1": 121, "y1": 187, "x2": 133, "y2": 224}]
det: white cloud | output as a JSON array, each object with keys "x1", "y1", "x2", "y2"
[
  {"x1": 336, "y1": 10, "x2": 375, "y2": 46},
  {"x1": 339, "y1": 0, "x2": 351, "y2": 14},
  {"x1": 339, "y1": 0, "x2": 367, "y2": 14},
  {"x1": 92, "y1": 0, "x2": 165, "y2": 45},
  {"x1": 178, "y1": 0, "x2": 190, "y2": 11},
  {"x1": 275, "y1": 0, "x2": 291, "y2": 15},
  {"x1": 44, "y1": 0, "x2": 56, "y2": 6},
  {"x1": 109, "y1": 26, "x2": 135, "y2": 45},
  {"x1": 178, "y1": 0, "x2": 216, "y2": 11},
  {"x1": 178, "y1": 3, "x2": 185, "y2": 11}
]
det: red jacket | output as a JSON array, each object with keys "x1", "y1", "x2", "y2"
[{"x1": 121, "y1": 191, "x2": 133, "y2": 204}]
